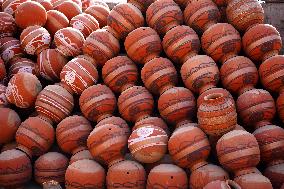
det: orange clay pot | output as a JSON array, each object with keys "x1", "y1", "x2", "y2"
[
  {"x1": 45, "y1": 10, "x2": 69, "y2": 36},
  {"x1": 85, "y1": 4, "x2": 110, "y2": 28}
]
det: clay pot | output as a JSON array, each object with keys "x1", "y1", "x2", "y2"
[
  {"x1": 158, "y1": 87, "x2": 196, "y2": 127},
  {"x1": 0, "y1": 12, "x2": 16, "y2": 38},
  {"x1": 56, "y1": 115, "x2": 92, "y2": 155},
  {"x1": 96, "y1": 116, "x2": 129, "y2": 130},
  {"x1": 8, "y1": 58, "x2": 38, "y2": 79},
  {"x1": 0, "y1": 149, "x2": 32, "y2": 188},
  {"x1": 0, "y1": 108, "x2": 20, "y2": 145},
  {"x1": 83, "y1": 28, "x2": 120, "y2": 67},
  {"x1": 118, "y1": 86, "x2": 154, "y2": 123},
  {"x1": 102, "y1": 56, "x2": 138, "y2": 93},
  {"x1": 65, "y1": 159, "x2": 105, "y2": 189},
  {"x1": 2, "y1": 0, "x2": 28, "y2": 15},
  {"x1": 204, "y1": 180, "x2": 241, "y2": 189},
  {"x1": 107, "y1": 160, "x2": 146, "y2": 189},
  {"x1": 237, "y1": 89, "x2": 276, "y2": 128},
  {"x1": 147, "y1": 164, "x2": 188, "y2": 189},
  {"x1": 234, "y1": 172, "x2": 273, "y2": 189},
  {"x1": 264, "y1": 161, "x2": 284, "y2": 189},
  {"x1": 55, "y1": 0, "x2": 82, "y2": 20},
  {"x1": 277, "y1": 93, "x2": 284, "y2": 123},
  {"x1": 54, "y1": 27, "x2": 85, "y2": 57},
  {"x1": 85, "y1": 5, "x2": 110, "y2": 28},
  {"x1": 0, "y1": 84, "x2": 8, "y2": 107},
  {"x1": 45, "y1": 10, "x2": 70, "y2": 36},
  {"x1": 70, "y1": 150, "x2": 94, "y2": 164},
  {"x1": 146, "y1": 0, "x2": 183, "y2": 36},
  {"x1": 107, "y1": 3, "x2": 144, "y2": 40},
  {"x1": 6, "y1": 72, "x2": 42, "y2": 108},
  {"x1": 221, "y1": 56, "x2": 258, "y2": 95},
  {"x1": 162, "y1": 25, "x2": 200, "y2": 64},
  {"x1": 181, "y1": 55, "x2": 219, "y2": 94},
  {"x1": 201, "y1": 23, "x2": 241, "y2": 63},
  {"x1": 133, "y1": 117, "x2": 170, "y2": 136},
  {"x1": 128, "y1": 126, "x2": 168, "y2": 163},
  {"x1": 227, "y1": 0, "x2": 264, "y2": 32},
  {"x1": 242, "y1": 24, "x2": 282, "y2": 62},
  {"x1": 34, "y1": 0, "x2": 53, "y2": 11},
  {"x1": 141, "y1": 57, "x2": 178, "y2": 95},
  {"x1": 35, "y1": 84, "x2": 74, "y2": 124},
  {"x1": 70, "y1": 13, "x2": 99, "y2": 38},
  {"x1": 0, "y1": 37, "x2": 24, "y2": 63},
  {"x1": 184, "y1": 0, "x2": 220, "y2": 34},
  {"x1": 79, "y1": 84, "x2": 117, "y2": 122},
  {"x1": 34, "y1": 152, "x2": 69, "y2": 184}
]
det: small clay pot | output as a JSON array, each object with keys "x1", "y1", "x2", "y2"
[
  {"x1": 70, "y1": 150, "x2": 94, "y2": 164},
  {"x1": 133, "y1": 117, "x2": 170, "y2": 136},
  {"x1": 204, "y1": 180, "x2": 241, "y2": 189},
  {"x1": 181, "y1": 55, "x2": 219, "y2": 94},
  {"x1": 264, "y1": 161, "x2": 284, "y2": 189},
  {"x1": 8, "y1": 58, "x2": 38, "y2": 79},
  {"x1": 234, "y1": 172, "x2": 273, "y2": 189},
  {"x1": 57, "y1": 115, "x2": 92, "y2": 155},
  {"x1": 34, "y1": 152, "x2": 69, "y2": 185},
  {"x1": 102, "y1": 56, "x2": 138, "y2": 93},
  {"x1": 277, "y1": 93, "x2": 284, "y2": 123},
  {"x1": 0, "y1": 37, "x2": 24, "y2": 63},
  {"x1": 45, "y1": 10, "x2": 69, "y2": 36},
  {"x1": 107, "y1": 3, "x2": 144, "y2": 40},
  {"x1": 146, "y1": 0, "x2": 183, "y2": 36},
  {"x1": 125, "y1": 27, "x2": 162, "y2": 65},
  {"x1": 85, "y1": 5, "x2": 110, "y2": 28},
  {"x1": 147, "y1": 164, "x2": 188, "y2": 189},
  {"x1": 141, "y1": 57, "x2": 178, "y2": 95},
  {"x1": 242, "y1": 24, "x2": 282, "y2": 62},
  {"x1": 201, "y1": 23, "x2": 241, "y2": 63},
  {"x1": 70, "y1": 13, "x2": 99, "y2": 38},
  {"x1": 0, "y1": 12, "x2": 17, "y2": 38},
  {"x1": 54, "y1": 0, "x2": 82, "y2": 20}
]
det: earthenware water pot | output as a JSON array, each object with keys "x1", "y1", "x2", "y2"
[
  {"x1": 0, "y1": 84, "x2": 8, "y2": 107},
  {"x1": 54, "y1": 1, "x2": 82, "y2": 21},
  {"x1": 234, "y1": 172, "x2": 273, "y2": 189},
  {"x1": 264, "y1": 161, "x2": 284, "y2": 189},
  {"x1": 127, "y1": 0, "x2": 155, "y2": 13},
  {"x1": 133, "y1": 116, "x2": 170, "y2": 136},
  {"x1": 204, "y1": 180, "x2": 241, "y2": 189},
  {"x1": 85, "y1": 4, "x2": 110, "y2": 28}
]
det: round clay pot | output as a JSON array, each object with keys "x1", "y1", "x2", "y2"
[
  {"x1": 0, "y1": 37, "x2": 24, "y2": 63},
  {"x1": 0, "y1": 12, "x2": 16, "y2": 38},
  {"x1": 118, "y1": 86, "x2": 154, "y2": 123},
  {"x1": 6, "y1": 72, "x2": 42, "y2": 108},
  {"x1": 85, "y1": 5, "x2": 110, "y2": 28},
  {"x1": 54, "y1": 0, "x2": 82, "y2": 20},
  {"x1": 264, "y1": 161, "x2": 284, "y2": 189},
  {"x1": 79, "y1": 84, "x2": 117, "y2": 122},
  {"x1": 128, "y1": 126, "x2": 168, "y2": 163},
  {"x1": 83, "y1": 28, "x2": 120, "y2": 67},
  {"x1": 0, "y1": 84, "x2": 8, "y2": 107},
  {"x1": 242, "y1": 24, "x2": 282, "y2": 62},
  {"x1": 237, "y1": 89, "x2": 276, "y2": 128},
  {"x1": 162, "y1": 25, "x2": 200, "y2": 64},
  {"x1": 0, "y1": 108, "x2": 21, "y2": 144},
  {"x1": 102, "y1": 56, "x2": 138, "y2": 93},
  {"x1": 234, "y1": 172, "x2": 273, "y2": 189},
  {"x1": 141, "y1": 57, "x2": 178, "y2": 95},
  {"x1": 277, "y1": 93, "x2": 284, "y2": 123},
  {"x1": 34, "y1": 0, "x2": 53, "y2": 11},
  {"x1": 57, "y1": 115, "x2": 92, "y2": 155},
  {"x1": 70, "y1": 13, "x2": 99, "y2": 38},
  {"x1": 70, "y1": 150, "x2": 94, "y2": 164},
  {"x1": 35, "y1": 84, "x2": 74, "y2": 124},
  {"x1": 8, "y1": 58, "x2": 38, "y2": 79},
  {"x1": 201, "y1": 23, "x2": 241, "y2": 63},
  {"x1": 107, "y1": 160, "x2": 146, "y2": 189},
  {"x1": 54, "y1": 27, "x2": 85, "y2": 57},
  {"x1": 65, "y1": 159, "x2": 105, "y2": 189},
  {"x1": 221, "y1": 56, "x2": 258, "y2": 95},
  {"x1": 45, "y1": 10, "x2": 70, "y2": 36},
  {"x1": 133, "y1": 116, "x2": 170, "y2": 136},
  {"x1": 158, "y1": 87, "x2": 196, "y2": 127},
  {"x1": 181, "y1": 55, "x2": 219, "y2": 94},
  {"x1": 184, "y1": 0, "x2": 220, "y2": 34},
  {"x1": 0, "y1": 149, "x2": 32, "y2": 188},
  {"x1": 204, "y1": 180, "x2": 241, "y2": 189},
  {"x1": 34, "y1": 152, "x2": 69, "y2": 184},
  {"x1": 147, "y1": 164, "x2": 188, "y2": 189}
]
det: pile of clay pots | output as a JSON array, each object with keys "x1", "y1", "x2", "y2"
[{"x1": 0, "y1": 0, "x2": 284, "y2": 188}]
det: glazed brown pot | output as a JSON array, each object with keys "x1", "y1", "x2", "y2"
[
  {"x1": 56, "y1": 115, "x2": 92, "y2": 155},
  {"x1": 127, "y1": 0, "x2": 155, "y2": 13},
  {"x1": 264, "y1": 161, "x2": 284, "y2": 189},
  {"x1": 70, "y1": 149, "x2": 94, "y2": 165},
  {"x1": 85, "y1": 5, "x2": 110, "y2": 28},
  {"x1": 133, "y1": 116, "x2": 170, "y2": 136},
  {"x1": 147, "y1": 164, "x2": 188, "y2": 189},
  {"x1": 242, "y1": 24, "x2": 282, "y2": 62},
  {"x1": 125, "y1": 27, "x2": 162, "y2": 65},
  {"x1": 201, "y1": 23, "x2": 241, "y2": 63},
  {"x1": 107, "y1": 160, "x2": 146, "y2": 189},
  {"x1": 141, "y1": 57, "x2": 178, "y2": 95},
  {"x1": 277, "y1": 93, "x2": 284, "y2": 123},
  {"x1": 204, "y1": 180, "x2": 241, "y2": 189},
  {"x1": 146, "y1": 0, "x2": 183, "y2": 36},
  {"x1": 181, "y1": 55, "x2": 219, "y2": 94},
  {"x1": 234, "y1": 172, "x2": 273, "y2": 189}
]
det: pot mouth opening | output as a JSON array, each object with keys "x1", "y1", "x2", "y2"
[{"x1": 204, "y1": 93, "x2": 224, "y2": 101}]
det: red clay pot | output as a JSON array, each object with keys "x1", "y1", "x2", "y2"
[
  {"x1": 146, "y1": 0, "x2": 183, "y2": 36},
  {"x1": 54, "y1": 0, "x2": 82, "y2": 20},
  {"x1": 0, "y1": 37, "x2": 24, "y2": 63},
  {"x1": 181, "y1": 55, "x2": 219, "y2": 94},
  {"x1": 70, "y1": 150, "x2": 94, "y2": 164},
  {"x1": 133, "y1": 116, "x2": 170, "y2": 136},
  {"x1": 234, "y1": 172, "x2": 273, "y2": 189},
  {"x1": 264, "y1": 161, "x2": 284, "y2": 189},
  {"x1": 0, "y1": 12, "x2": 16, "y2": 38},
  {"x1": 70, "y1": 13, "x2": 99, "y2": 38},
  {"x1": 125, "y1": 27, "x2": 162, "y2": 65},
  {"x1": 242, "y1": 24, "x2": 282, "y2": 62},
  {"x1": 96, "y1": 116, "x2": 129, "y2": 130},
  {"x1": 277, "y1": 93, "x2": 284, "y2": 123},
  {"x1": 204, "y1": 180, "x2": 241, "y2": 189},
  {"x1": 2, "y1": 0, "x2": 29, "y2": 15},
  {"x1": 0, "y1": 108, "x2": 20, "y2": 145},
  {"x1": 85, "y1": 5, "x2": 110, "y2": 28},
  {"x1": 45, "y1": 10, "x2": 70, "y2": 36},
  {"x1": 8, "y1": 58, "x2": 38, "y2": 79}
]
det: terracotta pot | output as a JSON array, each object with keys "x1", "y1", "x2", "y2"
[
  {"x1": 133, "y1": 116, "x2": 170, "y2": 136},
  {"x1": 54, "y1": 0, "x2": 82, "y2": 20},
  {"x1": 221, "y1": 56, "x2": 258, "y2": 95},
  {"x1": 0, "y1": 37, "x2": 24, "y2": 63},
  {"x1": 264, "y1": 161, "x2": 284, "y2": 189},
  {"x1": 102, "y1": 56, "x2": 138, "y2": 93},
  {"x1": 128, "y1": 0, "x2": 155, "y2": 13},
  {"x1": 35, "y1": 84, "x2": 74, "y2": 124},
  {"x1": 34, "y1": 0, "x2": 53, "y2": 11},
  {"x1": 184, "y1": 0, "x2": 220, "y2": 34},
  {"x1": 85, "y1": 5, "x2": 110, "y2": 28},
  {"x1": 237, "y1": 89, "x2": 276, "y2": 128},
  {"x1": 70, "y1": 13, "x2": 99, "y2": 38},
  {"x1": 118, "y1": 86, "x2": 154, "y2": 123},
  {"x1": 277, "y1": 93, "x2": 284, "y2": 123},
  {"x1": 0, "y1": 108, "x2": 20, "y2": 145},
  {"x1": 65, "y1": 159, "x2": 105, "y2": 189},
  {"x1": 147, "y1": 164, "x2": 188, "y2": 189},
  {"x1": 0, "y1": 149, "x2": 32, "y2": 188},
  {"x1": 43, "y1": 180, "x2": 62, "y2": 189},
  {"x1": 35, "y1": 152, "x2": 69, "y2": 184},
  {"x1": 96, "y1": 116, "x2": 129, "y2": 130},
  {"x1": 242, "y1": 24, "x2": 282, "y2": 62},
  {"x1": 8, "y1": 58, "x2": 38, "y2": 79},
  {"x1": 141, "y1": 57, "x2": 178, "y2": 95},
  {"x1": 125, "y1": 27, "x2": 162, "y2": 65},
  {"x1": 128, "y1": 126, "x2": 168, "y2": 163},
  {"x1": 181, "y1": 55, "x2": 219, "y2": 94},
  {"x1": 0, "y1": 84, "x2": 8, "y2": 107},
  {"x1": 83, "y1": 28, "x2": 120, "y2": 67},
  {"x1": 234, "y1": 172, "x2": 273, "y2": 189},
  {"x1": 162, "y1": 25, "x2": 200, "y2": 64},
  {"x1": 204, "y1": 180, "x2": 241, "y2": 189},
  {"x1": 45, "y1": 10, "x2": 69, "y2": 36},
  {"x1": 0, "y1": 12, "x2": 16, "y2": 38},
  {"x1": 56, "y1": 115, "x2": 92, "y2": 155},
  {"x1": 70, "y1": 150, "x2": 94, "y2": 164},
  {"x1": 107, "y1": 3, "x2": 144, "y2": 40},
  {"x1": 146, "y1": 0, "x2": 183, "y2": 36},
  {"x1": 201, "y1": 23, "x2": 241, "y2": 63},
  {"x1": 158, "y1": 87, "x2": 196, "y2": 127},
  {"x1": 79, "y1": 84, "x2": 117, "y2": 122}
]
